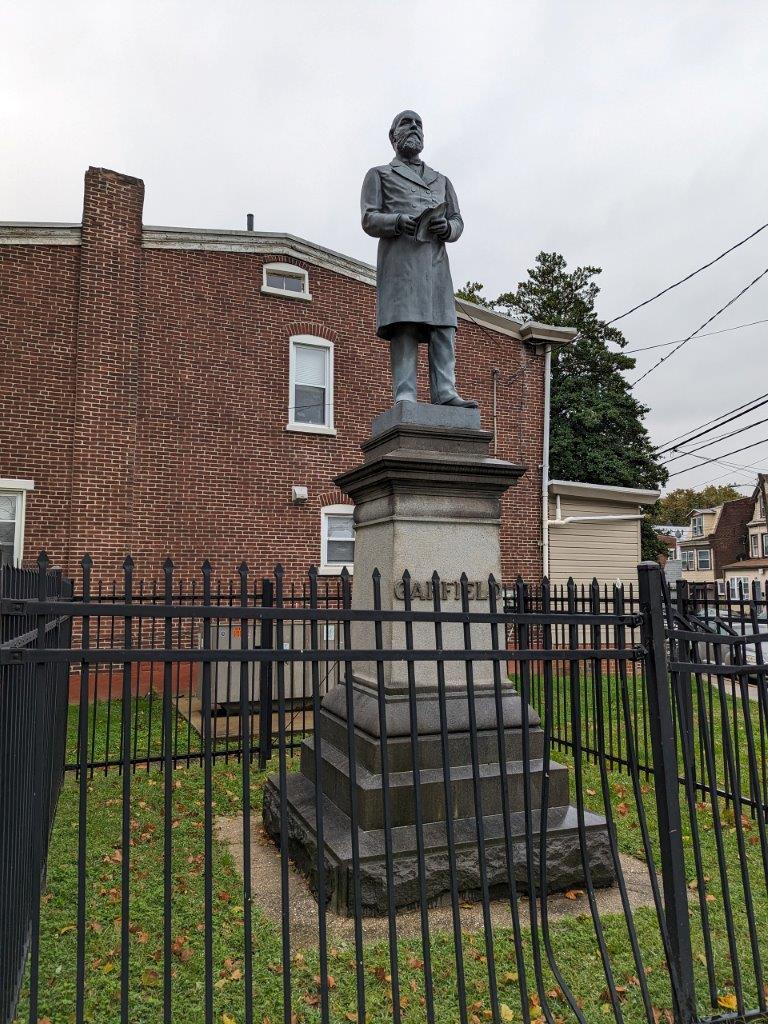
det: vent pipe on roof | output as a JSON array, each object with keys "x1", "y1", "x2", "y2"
[{"x1": 246, "y1": 213, "x2": 254, "y2": 231}]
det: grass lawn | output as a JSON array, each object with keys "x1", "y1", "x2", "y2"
[{"x1": 13, "y1": 677, "x2": 768, "y2": 1024}]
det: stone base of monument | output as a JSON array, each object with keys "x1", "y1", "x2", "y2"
[
  {"x1": 262, "y1": 707, "x2": 614, "y2": 916},
  {"x1": 263, "y1": 402, "x2": 614, "y2": 916}
]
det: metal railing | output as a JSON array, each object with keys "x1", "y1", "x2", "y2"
[
  {"x1": 1, "y1": 556, "x2": 767, "y2": 1024},
  {"x1": 0, "y1": 561, "x2": 71, "y2": 1024}
]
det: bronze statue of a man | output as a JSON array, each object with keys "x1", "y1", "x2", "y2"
[{"x1": 361, "y1": 110, "x2": 477, "y2": 408}]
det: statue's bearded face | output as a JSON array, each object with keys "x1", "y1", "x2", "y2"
[{"x1": 391, "y1": 111, "x2": 424, "y2": 159}]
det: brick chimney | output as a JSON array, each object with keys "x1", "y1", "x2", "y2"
[{"x1": 67, "y1": 168, "x2": 145, "y2": 575}]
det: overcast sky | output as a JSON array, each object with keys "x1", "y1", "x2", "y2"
[{"x1": 3, "y1": 1, "x2": 767, "y2": 497}]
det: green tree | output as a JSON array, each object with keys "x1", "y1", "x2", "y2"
[
  {"x1": 649, "y1": 484, "x2": 744, "y2": 525},
  {"x1": 456, "y1": 281, "x2": 494, "y2": 308},
  {"x1": 641, "y1": 520, "x2": 670, "y2": 562},
  {"x1": 462, "y1": 253, "x2": 667, "y2": 491}
]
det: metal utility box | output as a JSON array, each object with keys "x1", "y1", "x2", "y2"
[{"x1": 196, "y1": 618, "x2": 341, "y2": 709}]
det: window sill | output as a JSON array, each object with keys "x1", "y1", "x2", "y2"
[
  {"x1": 261, "y1": 285, "x2": 312, "y2": 301},
  {"x1": 318, "y1": 566, "x2": 354, "y2": 576},
  {"x1": 285, "y1": 423, "x2": 337, "y2": 437}
]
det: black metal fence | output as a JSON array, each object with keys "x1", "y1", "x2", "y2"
[
  {"x1": 1, "y1": 556, "x2": 767, "y2": 1024},
  {"x1": 0, "y1": 561, "x2": 71, "y2": 1024}
]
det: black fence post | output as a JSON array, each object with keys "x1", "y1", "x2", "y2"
[
  {"x1": 638, "y1": 561, "x2": 697, "y2": 1024},
  {"x1": 258, "y1": 578, "x2": 274, "y2": 770}
]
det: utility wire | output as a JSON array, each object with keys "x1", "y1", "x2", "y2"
[
  {"x1": 624, "y1": 317, "x2": 768, "y2": 354},
  {"x1": 654, "y1": 389, "x2": 768, "y2": 452},
  {"x1": 631, "y1": 265, "x2": 768, "y2": 388},
  {"x1": 667, "y1": 434, "x2": 768, "y2": 478},
  {"x1": 658, "y1": 401, "x2": 768, "y2": 459},
  {"x1": 606, "y1": 220, "x2": 768, "y2": 327},
  {"x1": 661, "y1": 415, "x2": 768, "y2": 465}
]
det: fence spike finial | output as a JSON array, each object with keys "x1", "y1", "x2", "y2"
[
  {"x1": 201, "y1": 559, "x2": 212, "y2": 576},
  {"x1": 81, "y1": 553, "x2": 93, "y2": 571}
]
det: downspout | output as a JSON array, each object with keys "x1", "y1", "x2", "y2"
[{"x1": 542, "y1": 344, "x2": 552, "y2": 578}]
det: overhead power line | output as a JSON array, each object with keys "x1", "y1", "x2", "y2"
[
  {"x1": 657, "y1": 396, "x2": 768, "y2": 457},
  {"x1": 606, "y1": 220, "x2": 768, "y2": 327},
  {"x1": 667, "y1": 434, "x2": 768, "y2": 478},
  {"x1": 660, "y1": 414, "x2": 768, "y2": 465},
  {"x1": 631, "y1": 266, "x2": 768, "y2": 388},
  {"x1": 654, "y1": 389, "x2": 768, "y2": 452},
  {"x1": 624, "y1": 317, "x2": 768, "y2": 354}
]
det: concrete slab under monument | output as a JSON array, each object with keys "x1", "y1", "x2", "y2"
[{"x1": 263, "y1": 403, "x2": 614, "y2": 915}]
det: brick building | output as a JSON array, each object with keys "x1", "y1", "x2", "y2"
[{"x1": 0, "y1": 167, "x2": 572, "y2": 582}]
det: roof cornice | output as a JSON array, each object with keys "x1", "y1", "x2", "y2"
[
  {"x1": 0, "y1": 223, "x2": 81, "y2": 245},
  {"x1": 549, "y1": 479, "x2": 660, "y2": 505}
]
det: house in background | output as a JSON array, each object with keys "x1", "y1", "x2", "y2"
[
  {"x1": 678, "y1": 497, "x2": 753, "y2": 586},
  {"x1": 652, "y1": 523, "x2": 691, "y2": 582},
  {"x1": 721, "y1": 480, "x2": 768, "y2": 597},
  {"x1": 546, "y1": 480, "x2": 660, "y2": 587}
]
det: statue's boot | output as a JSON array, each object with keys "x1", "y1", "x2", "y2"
[{"x1": 441, "y1": 395, "x2": 479, "y2": 409}]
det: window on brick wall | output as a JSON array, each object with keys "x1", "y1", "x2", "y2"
[
  {"x1": 320, "y1": 505, "x2": 354, "y2": 574},
  {"x1": 287, "y1": 336, "x2": 335, "y2": 435},
  {"x1": 262, "y1": 263, "x2": 311, "y2": 301},
  {"x1": 0, "y1": 480, "x2": 34, "y2": 568}
]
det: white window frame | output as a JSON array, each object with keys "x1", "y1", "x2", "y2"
[
  {"x1": 320, "y1": 504, "x2": 354, "y2": 576},
  {"x1": 691, "y1": 514, "x2": 704, "y2": 537},
  {"x1": 287, "y1": 335, "x2": 336, "y2": 436},
  {"x1": 751, "y1": 533, "x2": 759, "y2": 556},
  {"x1": 716, "y1": 579, "x2": 726, "y2": 597},
  {"x1": 0, "y1": 479, "x2": 34, "y2": 567},
  {"x1": 728, "y1": 576, "x2": 750, "y2": 600},
  {"x1": 681, "y1": 550, "x2": 696, "y2": 571},
  {"x1": 696, "y1": 548, "x2": 711, "y2": 571},
  {"x1": 762, "y1": 534, "x2": 768, "y2": 557},
  {"x1": 261, "y1": 262, "x2": 311, "y2": 301}
]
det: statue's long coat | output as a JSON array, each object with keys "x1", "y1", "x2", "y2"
[{"x1": 361, "y1": 159, "x2": 463, "y2": 340}]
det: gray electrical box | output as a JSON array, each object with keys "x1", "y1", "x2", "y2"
[{"x1": 196, "y1": 618, "x2": 340, "y2": 708}]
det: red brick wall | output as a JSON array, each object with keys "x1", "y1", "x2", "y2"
[
  {"x1": 0, "y1": 244, "x2": 79, "y2": 559},
  {"x1": 0, "y1": 167, "x2": 545, "y2": 584}
]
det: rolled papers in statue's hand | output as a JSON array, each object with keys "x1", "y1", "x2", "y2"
[{"x1": 414, "y1": 202, "x2": 447, "y2": 242}]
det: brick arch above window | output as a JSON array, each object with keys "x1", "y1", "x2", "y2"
[
  {"x1": 284, "y1": 321, "x2": 339, "y2": 345},
  {"x1": 316, "y1": 489, "x2": 352, "y2": 509}
]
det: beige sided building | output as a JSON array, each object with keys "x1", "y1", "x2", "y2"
[{"x1": 546, "y1": 480, "x2": 660, "y2": 587}]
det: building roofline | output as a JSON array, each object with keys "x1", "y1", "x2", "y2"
[
  {"x1": 548, "y1": 479, "x2": 660, "y2": 505},
  {"x1": 0, "y1": 222, "x2": 81, "y2": 245},
  {"x1": 721, "y1": 557, "x2": 768, "y2": 571},
  {"x1": 1, "y1": 220, "x2": 574, "y2": 343}
]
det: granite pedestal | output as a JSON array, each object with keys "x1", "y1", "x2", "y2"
[{"x1": 263, "y1": 403, "x2": 614, "y2": 914}]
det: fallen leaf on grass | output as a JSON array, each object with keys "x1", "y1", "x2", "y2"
[
  {"x1": 616, "y1": 802, "x2": 629, "y2": 817},
  {"x1": 407, "y1": 957, "x2": 424, "y2": 970},
  {"x1": 717, "y1": 994, "x2": 738, "y2": 1011}
]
